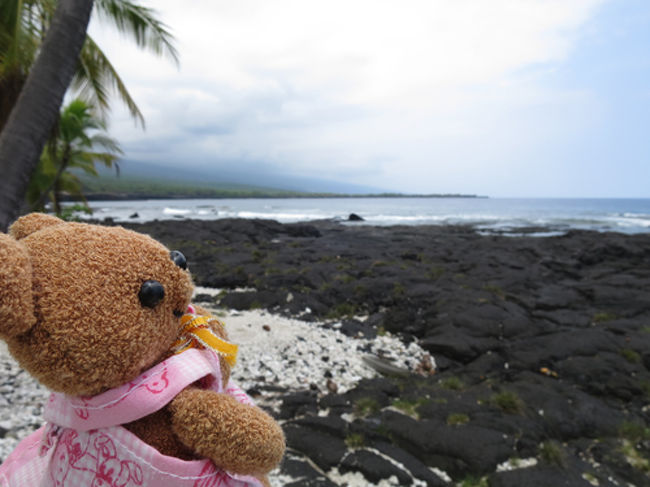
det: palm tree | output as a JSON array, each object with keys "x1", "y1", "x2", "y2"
[
  {"x1": 0, "y1": 0, "x2": 95, "y2": 231},
  {"x1": 0, "y1": 0, "x2": 178, "y2": 230},
  {"x1": 28, "y1": 98, "x2": 122, "y2": 214},
  {"x1": 0, "y1": 0, "x2": 178, "y2": 131}
]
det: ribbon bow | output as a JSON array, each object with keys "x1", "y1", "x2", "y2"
[{"x1": 171, "y1": 312, "x2": 238, "y2": 366}]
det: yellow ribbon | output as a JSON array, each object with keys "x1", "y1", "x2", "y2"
[{"x1": 171, "y1": 313, "x2": 238, "y2": 366}]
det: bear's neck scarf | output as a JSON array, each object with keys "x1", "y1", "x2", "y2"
[{"x1": 170, "y1": 306, "x2": 238, "y2": 366}]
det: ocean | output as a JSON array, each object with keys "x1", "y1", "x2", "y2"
[{"x1": 75, "y1": 197, "x2": 650, "y2": 235}]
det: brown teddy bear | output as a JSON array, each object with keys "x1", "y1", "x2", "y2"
[{"x1": 0, "y1": 213, "x2": 285, "y2": 487}]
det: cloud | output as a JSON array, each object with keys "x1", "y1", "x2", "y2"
[{"x1": 87, "y1": 0, "x2": 612, "y2": 195}]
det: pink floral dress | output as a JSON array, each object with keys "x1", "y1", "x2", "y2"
[{"x1": 0, "y1": 348, "x2": 263, "y2": 487}]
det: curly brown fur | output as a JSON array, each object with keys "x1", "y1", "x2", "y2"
[
  {"x1": 8, "y1": 212, "x2": 63, "y2": 240},
  {"x1": 124, "y1": 309, "x2": 284, "y2": 486},
  {"x1": 0, "y1": 213, "x2": 285, "y2": 482},
  {"x1": 169, "y1": 388, "x2": 285, "y2": 477},
  {"x1": 0, "y1": 234, "x2": 35, "y2": 337},
  {"x1": 5, "y1": 220, "x2": 193, "y2": 396},
  {"x1": 123, "y1": 409, "x2": 198, "y2": 460},
  {"x1": 124, "y1": 311, "x2": 233, "y2": 460}
]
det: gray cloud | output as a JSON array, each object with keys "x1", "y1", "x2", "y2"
[{"x1": 87, "y1": 0, "x2": 648, "y2": 197}]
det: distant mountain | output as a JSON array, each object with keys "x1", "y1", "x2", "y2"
[
  {"x1": 80, "y1": 160, "x2": 481, "y2": 200},
  {"x1": 77, "y1": 174, "x2": 313, "y2": 200},
  {"x1": 104, "y1": 160, "x2": 390, "y2": 195}
]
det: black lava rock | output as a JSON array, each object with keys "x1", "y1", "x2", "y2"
[{"x1": 118, "y1": 218, "x2": 650, "y2": 486}]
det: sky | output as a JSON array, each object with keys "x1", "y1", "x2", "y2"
[{"x1": 88, "y1": 0, "x2": 650, "y2": 197}]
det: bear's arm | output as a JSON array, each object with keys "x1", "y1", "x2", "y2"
[{"x1": 168, "y1": 386, "x2": 286, "y2": 477}]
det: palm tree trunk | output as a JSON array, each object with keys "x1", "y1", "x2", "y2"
[{"x1": 0, "y1": 0, "x2": 95, "y2": 232}]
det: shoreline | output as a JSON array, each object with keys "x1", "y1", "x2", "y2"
[
  {"x1": 70, "y1": 196, "x2": 650, "y2": 234},
  {"x1": 123, "y1": 218, "x2": 650, "y2": 486},
  {"x1": 193, "y1": 287, "x2": 433, "y2": 401},
  {"x1": 2, "y1": 218, "x2": 649, "y2": 486},
  {"x1": 72, "y1": 193, "x2": 485, "y2": 201},
  {"x1": 0, "y1": 297, "x2": 432, "y2": 487}
]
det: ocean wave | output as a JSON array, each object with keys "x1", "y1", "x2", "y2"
[
  {"x1": 622, "y1": 212, "x2": 650, "y2": 219},
  {"x1": 236, "y1": 211, "x2": 326, "y2": 221},
  {"x1": 73, "y1": 198, "x2": 650, "y2": 234},
  {"x1": 162, "y1": 207, "x2": 191, "y2": 215},
  {"x1": 608, "y1": 218, "x2": 650, "y2": 228}
]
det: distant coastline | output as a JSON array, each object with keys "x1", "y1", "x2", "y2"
[
  {"x1": 68, "y1": 192, "x2": 485, "y2": 201},
  {"x1": 69, "y1": 174, "x2": 484, "y2": 201},
  {"x1": 61, "y1": 195, "x2": 650, "y2": 234}
]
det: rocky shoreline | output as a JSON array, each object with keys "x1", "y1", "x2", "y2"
[{"x1": 3, "y1": 217, "x2": 650, "y2": 486}]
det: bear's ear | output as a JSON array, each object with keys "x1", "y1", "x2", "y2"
[
  {"x1": 0, "y1": 233, "x2": 36, "y2": 339},
  {"x1": 9, "y1": 213, "x2": 64, "y2": 240}
]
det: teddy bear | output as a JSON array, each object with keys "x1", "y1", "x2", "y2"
[{"x1": 0, "y1": 213, "x2": 285, "y2": 487}]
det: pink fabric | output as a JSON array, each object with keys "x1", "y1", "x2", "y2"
[
  {"x1": 44, "y1": 348, "x2": 223, "y2": 430},
  {"x1": 0, "y1": 349, "x2": 262, "y2": 487}
]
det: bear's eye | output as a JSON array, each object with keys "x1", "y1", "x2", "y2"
[
  {"x1": 170, "y1": 250, "x2": 187, "y2": 270},
  {"x1": 139, "y1": 280, "x2": 165, "y2": 308}
]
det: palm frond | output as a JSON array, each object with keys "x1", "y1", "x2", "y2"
[
  {"x1": 57, "y1": 171, "x2": 85, "y2": 198},
  {"x1": 94, "y1": 0, "x2": 179, "y2": 64},
  {"x1": 0, "y1": 0, "x2": 40, "y2": 77},
  {"x1": 68, "y1": 155, "x2": 100, "y2": 176},
  {"x1": 71, "y1": 35, "x2": 145, "y2": 127},
  {"x1": 88, "y1": 133, "x2": 124, "y2": 154}
]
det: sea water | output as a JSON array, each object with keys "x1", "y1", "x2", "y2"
[{"x1": 74, "y1": 197, "x2": 650, "y2": 235}]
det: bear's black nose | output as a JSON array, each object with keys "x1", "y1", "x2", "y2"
[
  {"x1": 139, "y1": 280, "x2": 165, "y2": 308},
  {"x1": 170, "y1": 250, "x2": 187, "y2": 270}
]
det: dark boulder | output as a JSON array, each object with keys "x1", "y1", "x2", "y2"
[
  {"x1": 284, "y1": 424, "x2": 348, "y2": 471},
  {"x1": 339, "y1": 450, "x2": 412, "y2": 485},
  {"x1": 380, "y1": 410, "x2": 513, "y2": 478},
  {"x1": 488, "y1": 465, "x2": 600, "y2": 487},
  {"x1": 117, "y1": 219, "x2": 650, "y2": 486}
]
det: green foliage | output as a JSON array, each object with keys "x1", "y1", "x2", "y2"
[
  {"x1": 345, "y1": 433, "x2": 365, "y2": 448},
  {"x1": 491, "y1": 391, "x2": 525, "y2": 414},
  {"x1": 640, "y1": 381, "x2": 650, "y2": 399},
  {"x1": 538, "y1": 440, "x2": 567, "y2": 468},
  {"x1": 353, "y1": 284, "x2": 367, "y2": 297},
  {"x1": 354, "y1": 397, "x2": 381, "y2": 417},
  {"x1": 336, "y1": 260, "x2": 351, "y2": 271},
  {"x1": 392, "y1": 398, "x2": 428, "y2": 418},
  {"x1": 326, "y1": 302, "x2": 358, "y2": 319},
  {"x1": 428, "y1": 266, "x2": 445, "y2": 279},
  {"x1": 582, "y1": 472, "x2": 599, "y2": 486},
  {"x1": 0, "y1": 0, "x2": 178, "y2": 130},
  {"x1": 619, "y1": 440, "x2": 650, "y2": 472},
  {"x1": 334, "y1": 273, "x2": 355, "y2": 284},
  {"x1": 446, "y1": 413, "x2": 470, "y2": 426},
  {"x1": 620, "y1": 348, "x2": 641, "y2": 364},
  {"x1": 27, "y1": 99, "x2": 122, "y2": 214},
  {"x1": 58, "y1": 204, "x2": 93, "y2": 222},
  {"x1": 79, "y1": 172, "x2": 314, "y2": 198},
  {"x1": 483, "y1": 283, "x2": 505, "y2": 299},
  {"x1": 619, "y1": 420, "x2": 650, "y2": 443},
  {"x1": 457, "y1": 475, "x2": 488, "y2": 487},
  {"x1": 593, "y1": 311, "x2": 617, "y2": 323},
  {"x1": 319, "y1": 282, "x2": 332, "y2": 292},
  {"x1": 440, "y1": 376, "x2": 464, "y2": 390},
  {"x1": 393, "y1": 282, "x2": 406, "y2": 297}
]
